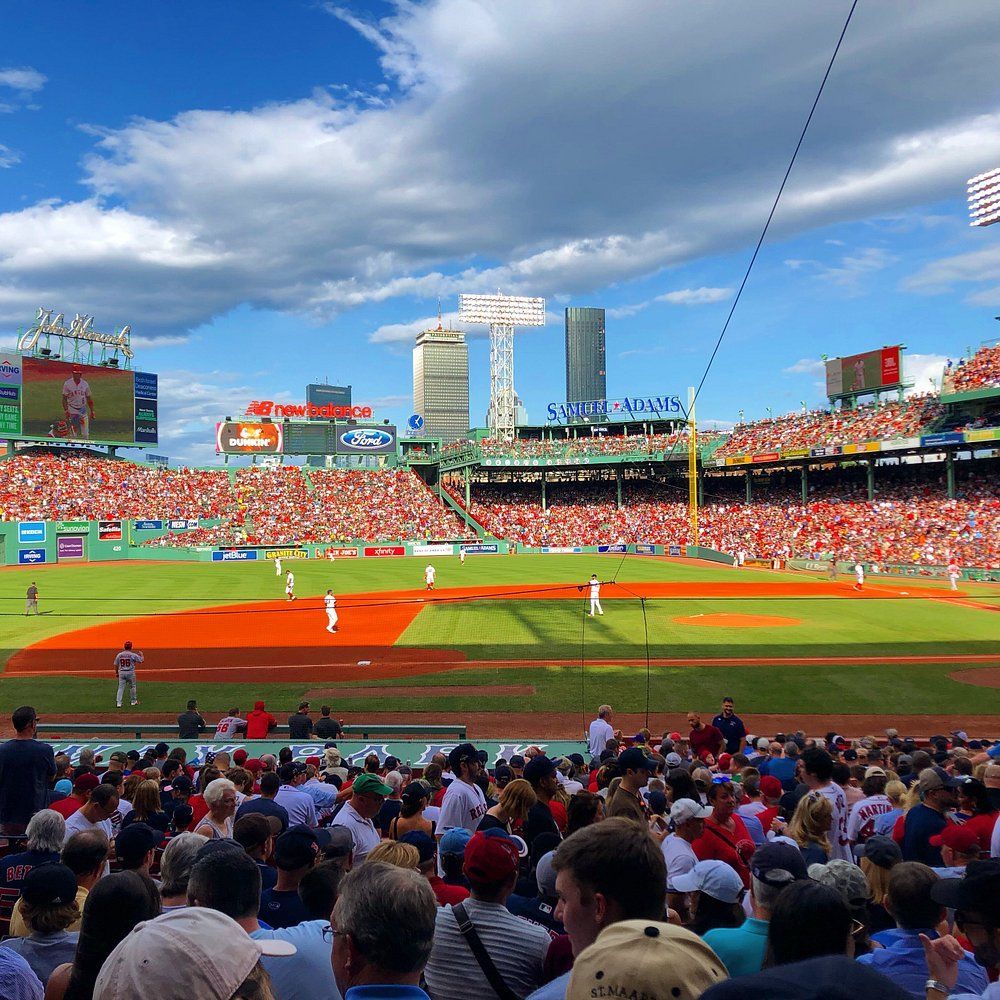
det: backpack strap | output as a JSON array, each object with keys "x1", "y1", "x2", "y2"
[{"x1": 451, "y1": 902, "x2": 520, "y2": 1000}]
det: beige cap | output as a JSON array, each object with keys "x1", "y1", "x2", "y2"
[
  {"x1": 567, "y1": 920, "x2": 726, "y2": 1000},
  {"x1": 93, "y1": 908, "x2": 295, "y2": 1000},
  {"x1": 864, "y1": 766, "x2": 888, "y2": 779},
  {"x1": 984, "y1": 763, "x2": 1000, "y2": 788}
]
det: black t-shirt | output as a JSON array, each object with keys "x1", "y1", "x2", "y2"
[
  {"x1": 314, "y1": 717, "x2": 343, "y2": 739},
  {"x1": 0, "y1": 849, "x2": 60, "y2": 890},
  {"x1": 257, "y1": 861, "x2": 278, "y2": 893},
  {"x1": 177, "y1": 711, "x2": 206, "y2": 740},
  {"x1": 375, "y1": 799, "x2": 402, "y2": 837},
  {"x1": 0, "y1": 738, "x2": 56, "y2": 826},
  {"x1": 287, "y1": 714, "x2": 314, "y2": 739},
  {"x1": 236, "y1": 797, "x2": 290, "y2": 833},
  {"x1": 522, "y1": 801, "x2": 559, "y2": 848},
  {"x1": 259, "y1": 887, "x2": 309, "y2": 929}
]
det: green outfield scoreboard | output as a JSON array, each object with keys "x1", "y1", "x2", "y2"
[{"x1": 0, "y1": 353, "x2": 157, "y2": 447}]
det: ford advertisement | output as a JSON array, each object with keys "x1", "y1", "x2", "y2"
[{"x1": 336, "y1": 425, "x2": 397, "y2": 455}]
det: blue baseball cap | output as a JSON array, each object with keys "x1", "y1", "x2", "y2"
[{"x1": 439, "y1": 827, "x2": 473, "y2": 856}]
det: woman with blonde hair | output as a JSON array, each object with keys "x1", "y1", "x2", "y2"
[
  {"x1": 365, "y1": 840, "x2": 419, "y2": 870},
  {"x1": 480, "y1": 779, "x2": 536, "y2": 834},
  {"x1": 786, "y1": 792, "x2": 833, "y2": 865},
  {"x1": 121, "y1": 780, "x2": 168, "y2": 833},
  {"x1": 194, "y1": 778, "x2": 237, "y2": 840}
]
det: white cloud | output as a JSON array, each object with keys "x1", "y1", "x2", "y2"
[
  {"x1": 784, "y1": 246, "x2": 898, "y2": 290},
  {"x1": 903, "y1": 244, "x2": 1000, "y2": 305},
  {"x1": 904, "y1": 352, "x2": 949, "y2": 395},
  {"x1": 0, "y1": 144, "x2": 20, "y2": 169},
  {"x1": 369, "y1": 312, "x2": 461, "y2": 344},
  {"x1": 1, "y1": 3, "x2": 1000, "y2": 336},
  {"x1": 656, "y1": 286, "x2": 732, "y2": 306},
  {"x1": 783, "y1": 358, "x2": 826, "y2": 376},
  {"x1": 0, "y1": 67, "x2": 46, "y2": 93}
]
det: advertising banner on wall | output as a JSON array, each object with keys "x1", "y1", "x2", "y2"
[
  {"x1": 363, "y1": 545, "x2": 405, "y2": 557},
  {"x1": 597, "y1": 544, "x2": 628, "y2": 553},
  {"x1": 825, "y1": 346, "x2": 901, "y2": 396},
  {"x1": 921, "y1": 432, "x2": 964, "y2": 447},
  {"x1": 216, "y1": 421, "x2": 284, "y2": 454},
  {"x1": 265, "y1": 548, "x2": 309, "y2": 560},
  {"x1": 336, "y1": 426, "x2": 397, "y2": 455},
  {"x1": 461, "y1": 543, "x2": 500, "y2": 554},
  {"x1": 323, "y1": 546, "x2": 359, "y2": 559},
  {"x1": 18, "y1": 548, "x2": 46, "y2": 564},
  {"x1": 635, "y1": 543, "x2": 658, "y2": 555},
  {"x1": 57, "y1": 536, "x2": 85, "y2": 560},
  {"x1": 212, "y1": 550, "x2": 258, "y2": 562},
  {"x1": 0, "y1": 353, "x2": 23, "y2": 436},
  {"x1": 98, "y1": 520, "x2": 123, "y2": 541},
  {"x1": 18, "y1": 521, "x2": 45, "y2": 543},
  {"x1": 134, "y1": 520, "x2": 163, "y2": 530},
  {"x1": 412, "y1": 543, "x2": 455, "y2": 556}
]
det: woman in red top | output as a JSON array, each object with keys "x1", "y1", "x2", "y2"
[
  {"x1": 954, "y1": 779, "x2": 998, "y2": 852},
  {"x1": 692, "y1": 779, "x2": 754, "y2": 888}
]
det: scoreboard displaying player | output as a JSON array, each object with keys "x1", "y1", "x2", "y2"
[{"x1": 0, "y1": 353, "x2": 157, "y2": 447}]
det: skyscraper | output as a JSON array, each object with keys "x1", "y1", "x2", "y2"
[
  {"x1": 565, "y1": 307, "x2": 606, "y2": 413},
  {"x1": 413, "y1": 327, "x2": 469, "y2": 443},
  {"x1": 306, "y1": 382, "x2": 351, "y2": 418}
]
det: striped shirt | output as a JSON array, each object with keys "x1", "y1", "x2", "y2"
[{"x1": 424, "y1": 898, "x2": 550, "y2": 1000}]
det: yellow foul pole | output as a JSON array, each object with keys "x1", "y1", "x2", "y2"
[{"x1": 687, "y1": 385, "x2": 698, "y2": 545}]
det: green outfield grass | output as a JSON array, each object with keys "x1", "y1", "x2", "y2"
[{"x1": 0, "y1": 554, "x2": 997, "y2": 717}]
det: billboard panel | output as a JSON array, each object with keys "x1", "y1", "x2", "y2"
[
  {"x1": 0, "y1": 353, "x2": 23, "y2": 436},
  {"x1": 336, "y1": 426, "x2": 397, "y2": 455},
  {"x1": 216, "y1": 421, "x2": 284, "y2": 454},
  {"x1": 825, "y1": 346, "x2": 901, "y2": 396},
  {"x1": 19, "y1": 357, "x2": 157, "y2": 445}
]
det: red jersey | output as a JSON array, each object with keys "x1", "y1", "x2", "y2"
[
  {"x1": 429, "y1": 876, "x2": 470, "y2": 906},
  {"x1": 693, "y1": 814, "x2": 754, "y2": 888},
  {"x1": 50, "y1": 796, "x2": 84, "y2": 819},
  {"x1": 689, "y1": 725, "x2": 724, "y2": 760}
]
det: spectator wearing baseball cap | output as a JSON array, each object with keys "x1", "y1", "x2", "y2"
[
  {"x1": 93, "y1": 906, "x2": 294, "y2": 1000},
  {"x1": 438, "y1": 743, "x2": 488, "y2": 839},
  {"x1": 522, "y1": 755, "x2": 562, "y2": 846},
  {"x1": 50, "y1": 771, "x2": 100, "y2": 820},
  {"x1": 703, "y1": 843, "x2": 807, "y2": 977},
  {"x1": 673, "y1": 860, "x2": 746, "y2": 937},
  {"x1": 663, "y1": 799, "x2": 712, "y2": 901},
  {"x1": 857, "y1": 861, "x2": 988, "y2": 997},
  {"x1": 572, "y1": 920, "x2": 726, "y2": 1000},
  {"x1": 607, "y1": 747, "x2": 653, "y2": 825},
  {"x1": 438, "y1": 828, "x2": 472, "y2": 891},
  {"x1": 930, "y1": 824, "x2": 982, "y2": 879},
  {"x1": 274, "y1": 762, "x2": 318, "y2": 828},
  {"x1": 332, "y1": 862, "x2": 438, "y2": 1000},
  {"x1": 508, "y1": 849, "x2": 563, "y2": 935},
  {"x1": 115, "y1": 823, "x2": 161, "y2": 876},
  {"x1": 426, "y1": 830, "x2": 550, "y2": 1000},
  {"x1": 0, "y1": 863, "x2": 80, "y2": 984},
  {"x1": 401, "y1": 829, "x2": 469, "y2": 906},
  {"x1": 903, "y1": 768, "x2": 964, "y2": 867},
  {"x1": 527, "y1": 818, "x2": 667, "y2": 1000},
  {"x1": 329, "y1": 772, "x2": 392, "y2": 866},
  {"x1": 923, "y1": 860, "x2": 1000, "y2": 997},
  {"x1": 259, "y1": 824, "x2": 328, "y2": 929},
  {"x1": 860, "y1": 835, "x2": 903, "y2": 934}
]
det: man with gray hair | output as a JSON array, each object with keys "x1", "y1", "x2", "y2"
[
  {"x1": 587, "y1": 705, "x2": 618, "y2": 758},
  {"x1": 0, "y1": 810, "x2": 64, "y2": 892},
  {"x1": 331, "y1": 861, "x2": 437, "y2": 999},
  {"x1": 159, "y1": 832, "x2": 208, "y2": 910},
  {"x1": 703, "y1": 843, "x2": 807, "y2": 977}
]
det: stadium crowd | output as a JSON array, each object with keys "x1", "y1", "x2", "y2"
[
  {"x1": 476, "y1": 431, "x2": 724, "y2": 461},
  {"x1": 714, "y1": 395, "x2": 943, "y2": 459},
  {"x1": 450, "y1": 469, "x2": 1000, "y2": 567},
  {"x1": 3, "y1": 702, "x2": 1000, "y2": 998},
  {"x1": 946, "y1": 345, "x2": 1000, "y2": 394}
]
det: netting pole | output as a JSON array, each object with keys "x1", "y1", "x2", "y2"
[
  {"x1": 688, "y1": 386, "x2": 699, "y2": 546},
  {"x1": 641, "y1": 596, "x2": 651, "y2": 729}
]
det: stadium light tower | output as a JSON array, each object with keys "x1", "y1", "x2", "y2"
[
  {"x1": 459, "y1": 291, "x2": 545, "y2": 440},
  {"x1": 968, "y1": 168, "x2": 1000, "y2": 227}
]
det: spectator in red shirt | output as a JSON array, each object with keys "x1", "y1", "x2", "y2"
[
  {"x1": 50, "y1": 773, "x2": 100, "y2": 819},
  {"x1": 692, "y1": 779, "x2": 754, "y2": 888},
  {"x1": 688, "y1": 712, "x2": 724, "y2": 761},
  {"x1": 245, "y1": 701, "x2": 277, "y2": 740}
]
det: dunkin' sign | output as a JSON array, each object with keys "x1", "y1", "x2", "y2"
[{"x1": 216, "y1": 421, "x2": 283, "y2": 454}]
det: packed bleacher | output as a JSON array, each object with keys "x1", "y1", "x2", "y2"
[
  {"x1": 947, "y1": 344, "x2": 1000, "y2": 394},
  {"x1": 714, "y1": 395, "x2": 943, "y2": 459},
  {"x1": 450, "y1": 467, "x2": 1000, "y2": 567},
  {"x1": 3, "y1": 701, "x2": 1000, "y2": 999}
]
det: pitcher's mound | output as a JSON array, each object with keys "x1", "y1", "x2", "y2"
[{"x1": 673, "y1": 613, "x2": 802, "y2": 628}]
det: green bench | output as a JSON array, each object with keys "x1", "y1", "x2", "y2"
[{"x1": 36, "y1": 722, "x2": 468, "y2": 741}]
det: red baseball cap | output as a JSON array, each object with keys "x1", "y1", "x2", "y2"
[
  {"x1": 232, "y1": 749, "x2": 248, "y2": 765},
  {"x1": 718, "y1": 753, "x2": 732, "y2": 772},
  {"x1": 74, "y1": 773, "x2": 101, "y2": 792},
  {"x1": 243, "y1": 758, "x2": 263, "y2": 773},
  {"x1": 761, "y1": 776, "x2": 783, "y2": 799},
  {"x1": 463, "y1": 831, "x2": 521, "y2": 884},
  {"x1": 929, "y1": 825, "x2": 980, "y2": 853},
  {"x1": 305, "y1": 756, "x2": 321, "y2": 767}
]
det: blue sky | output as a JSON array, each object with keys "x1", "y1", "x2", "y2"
[{"x1": 2, "y1": 1, "x2": 999, "y2": 462}]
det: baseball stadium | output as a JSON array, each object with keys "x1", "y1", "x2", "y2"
[{"x1": 1, "y1": 329, "x2": 998, "y2": 762}]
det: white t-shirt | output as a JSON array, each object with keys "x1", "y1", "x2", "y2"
[
  {"x1": 816, "y1": 782, "x2": 852, "y2": 862},
  {"x1": 846, "y1": 794, "x2": 893, "y2": 842},
  {"x1": 662, "y1": 834, "x2": 698, "y2": 892},
  {"x1": 324, "y1": 594, "x2": 336, "y2": 611},
  {"x1": 64, "y1": 809, "x2": 113, "y2": 844},
  {"x1": 62, "y1": 378, "x2": 90, "y2": 412},
  {"x1": 588, "y1": 718, "x2": 614, "y2": 758},
  {"x1": 438, "y1": 778, "x2": 487, "y2": 833}
]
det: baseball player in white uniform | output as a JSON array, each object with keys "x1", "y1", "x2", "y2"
[
  {"x1": 459, "y1": 548, "x2": 466, "y2": 565},
  {"x1": 275, "y1": 556, "x2": 282, "y2": 578},
  {"x1": 114, "y1": 640, "x2": 144, "y2": 707},
  {"x1": 324, "y1": 589, "x2": 338, "y2": 633},
  {"x1": 62, "y1": 366, "x2": 94, "y2": 439},
  {"x1": 285, "y1": 570, "x2": 295, "y2": 601},
  {"x1": 947, "y1": 561, "x2": 961, "y2": 591},
  {"x1": 853, "y1": 562, "x2": 865, "y2": 591},
  {"x1": 425, "y1": 564, "x2": 436, "y2": 591},
  {"x1": 588, "y1": 574, "x2": 604, "y2": 617}
]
